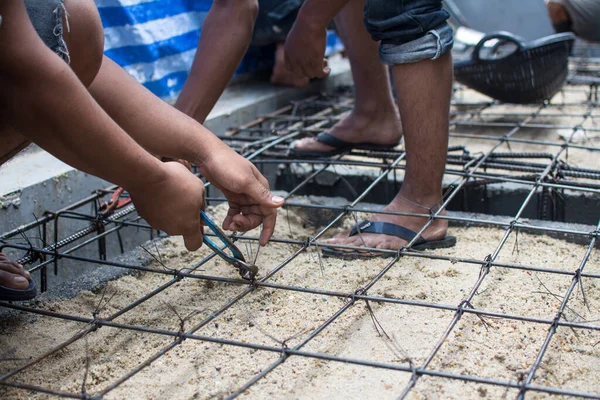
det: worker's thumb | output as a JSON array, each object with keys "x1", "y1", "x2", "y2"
[
  {"x1": 183, "y1": 225, "x2": 204, "y2": 251},
  {"x1": 270, "y1": 195, "x2": 285, "y2": 208},
  {"x1": 250, "y1": 181, "x2": 285, "y2": 208}
]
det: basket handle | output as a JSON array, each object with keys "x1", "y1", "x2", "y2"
[{"x1": 473, "y1": 31, "x2": 525, "y2": 62}]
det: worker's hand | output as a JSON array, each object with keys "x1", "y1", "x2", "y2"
[
  {"x1": 128, "y1": 162, "x2": 206, "y2": 251},
  {"x1": 198, "y1": 146, "x2": 284, "y2": 246},
  {"x1": 284, "y1": 17, "x2": 330, "y2": 80}
]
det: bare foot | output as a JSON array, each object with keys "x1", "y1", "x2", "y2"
[
  {"x1": 0, "y1": 253, "x2": 31, "y2": 290},
  {"x1": 271, "y1": 66, "x2": 310, "y2": 88},
  {"x1": 271, "y1": 42, "x2": 309, "y2": 88},
  {"x1": 291, "y1": 106, "x2": 402, "y2": 154},
  {"x1": 327, "y1": 196, "x2": 448, "y2": 253}
]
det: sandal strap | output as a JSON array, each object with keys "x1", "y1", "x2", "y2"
[
  {"x1": 349, "y1": 220, "x2": 426, "y2": 244},
  {"x1": 315, "y1": 132, "x2": 353, "y2": 149}
]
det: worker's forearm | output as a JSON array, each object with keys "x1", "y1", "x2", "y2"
[
  {"x1": 0, "y1": 2, "x2": 166, "y2": 191},
  {"x1": 296, "y1": 0, "x2": 351, "y2": 30},
  {"x1": 90, "y1": 56, "x2": 230, "y2": 168},
  {"x1": 175, "y1": 0, "x2": 257, "y2": 123},
  {"x1": 5, "y1": 67, "x2": 167, "y2": 190}
]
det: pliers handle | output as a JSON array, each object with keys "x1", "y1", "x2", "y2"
[
  {"x1": 99, "y1": 187, "x2": 132, "y2": 217},
  {"x1": 200, "y1": 210, "x2": 258, "y2": 281}
]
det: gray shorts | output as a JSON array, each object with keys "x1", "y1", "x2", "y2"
[
  {"x1": 364, "y1": 0, "x2": 453, "y2": 65},
  {"x1": 252, "y1": 0, "x2": 304, "y2": 46},
  {"x1": 25, "y1": 0, "x2": 70, "y2": 63}
]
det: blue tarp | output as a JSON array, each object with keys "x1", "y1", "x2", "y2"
[{"x1": 96, "y1": 0, "x2": 211, "y2": 100}]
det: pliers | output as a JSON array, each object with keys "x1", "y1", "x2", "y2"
[{"x1": 200, "y1": 210, "x2": 258, "y2": 281}]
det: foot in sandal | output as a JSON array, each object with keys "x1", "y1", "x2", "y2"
[
  {"x1": 0, "y1": 253, "x2": 37, "y2": 301},
  {"x1": 323, "y1": 194, "x2": 455, "y2": 259}
]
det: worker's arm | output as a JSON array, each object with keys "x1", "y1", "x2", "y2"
[
  {"x1": 284, "y1": 0, "x2": 351, "y2": 79},
  {"x1": 0, "y1": 1, "x2": 205, "y2": 250},
  {"x1": 89, "y1": 56, "x2": 284, "y2": 245}
]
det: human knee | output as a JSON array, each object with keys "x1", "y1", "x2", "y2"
[
  {"x1": 364, "y1": 0, "x2": 453, "y2": 65},
  {"x1": 547, "y1": 2, "x2": 570, "y2": 24},
  {"x1": 62, "y1": 0, "x2": 104, "y2": 87},
  {"x1": 0, "y1": 121, "x2": 32, "y2": 167},
  {"x1": 213, "y1": 0, "x2": 259, "y2": 23}
]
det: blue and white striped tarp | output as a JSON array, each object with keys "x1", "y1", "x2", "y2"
[
  {"x1": 96, "y1": 0, "x2": 212, "y2": 100},
  {"x1": 96, "y1": 0, "x2": 344, "y2": 101}
]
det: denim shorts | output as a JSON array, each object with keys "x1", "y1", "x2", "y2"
[
  {"x1": 252, "y1": 0, "x2": 305, "y2": 46},
  {"x1": 364, "y1": 0, "x2": 454, "y2": 65},
  {"x1": 25, "y1": 0, "x2": 70, "y2": 63}
]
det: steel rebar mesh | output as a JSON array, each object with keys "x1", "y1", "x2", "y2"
[{"x1": 1, "y1": 77, "x2": 600, "y2": 399}]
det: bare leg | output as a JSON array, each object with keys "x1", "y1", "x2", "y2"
[
  {"x1": 292, "y1": 0, "x2": 401, "y2": 153},
  {"x1": 175, "y1": 0, "x2": 258, "y2": 123},
  {"x1": 329, "y1": 53, "x2": 452, "y2": 251},
  {"x1": 0, "y1": 0, "x2": 103, "y2": 166},
  {"x1": 0, "y1": 125, "x2": 30, "y2": 166},
  {"x1": 0, "y1": 0, "x2": 103, "y2": 290}
]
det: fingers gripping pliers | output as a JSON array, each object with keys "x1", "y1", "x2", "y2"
[{"x1": 200, "y1": 210, "x2": 258, "y2": 281}]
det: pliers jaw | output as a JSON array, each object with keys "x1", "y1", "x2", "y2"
[
  {"x1": 200, "y1": 210, "x2": 259, "y2": 282},
  {"x1": 233, "y1": 260, "x2": 258, "y2": 281}
]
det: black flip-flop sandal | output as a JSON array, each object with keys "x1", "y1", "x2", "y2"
[
  {"x1": 0, "y1": 279, "x2": 37, "y2": 302},
  {"x1": 322, "y1": 220, "x2": 456, "y2": 260},
  {"x1": 289, "y1": 133, "x2": 400, "y2": 158}
]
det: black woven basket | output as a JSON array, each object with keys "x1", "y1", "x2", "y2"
[{"x1": 454, "y1": 32, "x2": 575, "y2": 104}]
